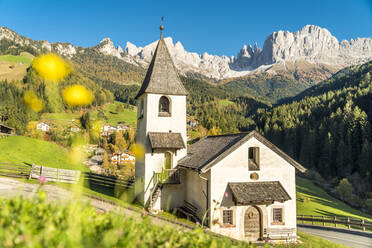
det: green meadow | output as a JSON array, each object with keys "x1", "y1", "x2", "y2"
[
  {"x1": 296, "y1": 177, "x2": 372, "y2": 220},
  {"x1": 0, "y1": 136, "x2": 87, "y2": 171}
]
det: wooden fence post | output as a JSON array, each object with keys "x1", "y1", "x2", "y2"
[
  {"x1": 347, "y1": 217, "x2": 350, "y2": 230},
  {"x1": 28, "y1": 163, "x2": 34, "y2": 180},
  {"x1": 362, "y1": 219, "x2": 365, "y2": 232},
  {"x1": 334, "y1": 216, "x2": 337, "y2": 228},
  {"x1": 322, "y1": 216, "x2": 325, "y2": 226}
]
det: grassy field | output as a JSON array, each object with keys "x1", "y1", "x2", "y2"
[
  {"x1": 0, "y1": 52, "x2": 34, "y2": 81},
  {"x1": 0, "y1": 136, "x2": 88, "y2": 171},
  {"x1": 296, "y1": 177, "x2": 372, "y2": 220},
  {"x1": 41, "y1": 112, "x2": 81, "y2": 126},
  {"x1": 91, "y1": 101, "x2": 137, "y2": 127},
  {"x1": 0, "y1": 52, "x2": 34, "y2": 65},
  {"x1": 42, "y1": 112, "x2": 80, "y2": 120},
  {"x1": 42, "y1": 102, "x2": 137, "y2": 128},
  {"x1": 218, "y1": 99, "x2": 235, "y2": 106}
]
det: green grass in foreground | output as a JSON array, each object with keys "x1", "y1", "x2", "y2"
[
  {"x1": 0, "y1": 191, "x2": 348, "y2": 248},
  {"x1": 0, "y1": 53, "x2": 34, "y2": 65},
  {"x1": 0, "y1": 176, "x2": 349, "y2": 247},
  {"x1": 0, "y1": 194, "x2": 253, "y2": 248},
  {"x1": 296, "y1": 177, "x2": 372, "y2": 220},
  {"x1": 0, "y1": 136, "x2": 88, "y2": 171}
]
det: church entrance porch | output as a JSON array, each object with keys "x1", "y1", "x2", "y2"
[{"x1": 244, "y1": 206, "x2": 262, "y2": 241}]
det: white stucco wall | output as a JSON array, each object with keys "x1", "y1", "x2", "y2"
[
  {"x1": 184, "y1": 170, "x2": 209, "y2": 222},
  {"x1": 135, "y1": 93, "x2": 187, "y2": 204},
  {"x1": 207, "y1": 136, "x2": 297, "y2": 241}
]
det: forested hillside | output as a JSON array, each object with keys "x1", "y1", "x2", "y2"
[
  {"x1": 0, "y1": 66, "x2": 113, "y2": 133},
  {"x1": 252, "y1": 60, "x2": 372, "y2": 211},
  {"x1": 72, "y1": 48, "x2": 145, "y2": 85},
  {"x1": 221, "y1": 73, "x2": 308, "y2": 103}
]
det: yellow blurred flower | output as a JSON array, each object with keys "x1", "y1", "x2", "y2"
[
  {"x1": 32, "y1": 53, "x2": 71, "y2": 82},
  {"x1": 24, "y1": 91, "x2": 43, "y2": 112},
  {"x1": 68, "y1": 135, "x2": 87, "y2": 164},
  {"x1": 130, "y1": 143, "x2": 145, "y2": 162},
  {"x1": 62, "y1": 85, "x2": 94, "y2": 106},
  {"x1": 69, "y1": 145, "x2": 85, "y2": 165}
]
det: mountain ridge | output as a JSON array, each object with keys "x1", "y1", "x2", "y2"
[{"x1": 1, "y1": 25, "x2": 371, "y2": 81}]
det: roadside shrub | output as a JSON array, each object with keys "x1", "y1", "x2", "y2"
[{"x1": 335, "y1": 178, "x2": 353, "y2": 203}]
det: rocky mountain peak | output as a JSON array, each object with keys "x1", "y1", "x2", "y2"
[{"x1": 96, "y1": 37, "x2": 122, "y2": 59}]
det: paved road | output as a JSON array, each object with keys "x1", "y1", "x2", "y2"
[{"x1": 299, "y1": 225, "x2": 372, "y2": 248}]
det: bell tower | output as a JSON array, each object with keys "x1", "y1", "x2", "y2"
[{"x1": 134, "y1": 21, "x2": 188, "y2": 206}]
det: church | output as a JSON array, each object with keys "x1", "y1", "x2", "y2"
[{"x1": 134, "y1": 24, "x2": 306, "y2": 242}]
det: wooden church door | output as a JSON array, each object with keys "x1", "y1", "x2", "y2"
[{"x1": 244, "y1": 206, "x2": 261, "y2": 241}]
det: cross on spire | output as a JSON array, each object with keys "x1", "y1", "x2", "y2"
[{"x1": 160, "y1": 16, "x2": 164, "y2": 39}]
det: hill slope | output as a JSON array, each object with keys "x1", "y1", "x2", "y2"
[
  {"x1": 0, "y1": 136, "x2": 87, "y2": 171},
  {"x1": 297, "y1": 177, "x2": 372, "y2": 220},
  {"x1": 252, "y1": 60, "x2": 372, "y2": 211}
]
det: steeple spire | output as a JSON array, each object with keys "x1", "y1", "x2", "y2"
[
  {"x1": 160, "y1": 16, "x2": 164, "y2": 39},
  {"x1": 135, "y1": 19, "x2": 188, "y2": 99}
]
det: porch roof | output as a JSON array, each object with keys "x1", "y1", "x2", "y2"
[
  {"x1": 148, "y1": 132, "x2": 186, "y2": 149},
  {"x1": 228, "y1": 181, "x2": 291, "y2": 205}
]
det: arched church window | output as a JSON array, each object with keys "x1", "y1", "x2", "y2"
[{"x1": 159, "y1": 96, "x2": 171, "y2": 116}]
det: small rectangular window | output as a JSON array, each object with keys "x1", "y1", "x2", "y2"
[
  {"x1": 272, "y1": 208, "x2": 283, "y2": 223},
  {"x1": 248, "y1": 147, "x2": 259, "y2": 170},
  {"x1": 222, "y1": 210, "x2": 233, "y2": 225}
]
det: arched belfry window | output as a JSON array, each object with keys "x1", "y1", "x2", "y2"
[{"x1": 159, "y1": 96, "x2": 171, "y2": 117}]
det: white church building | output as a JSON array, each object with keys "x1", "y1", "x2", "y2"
[{"x1": 134, "y1": 26, "x2": 306, "y2": 242}]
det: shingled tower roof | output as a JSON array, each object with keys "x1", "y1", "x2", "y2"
[{"x1": 135, "y1": 37, "x2": 188, "y2": 99}]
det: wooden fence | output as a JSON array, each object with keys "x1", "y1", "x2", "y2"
[
  {"x1": 84, "y1": 172, "x2": 134, "y2": 190},
  {"x1": 0, "y1": 163, "x2": 135, "y2": 192},
  {"x1": 297, "y1": 215, "x2": 372, "y2": 232},
  {"x1": 30, "y1": 165, "x2": 81, "y2": 184},
  {"x1": 0, "y1": 163, "x2": 81, "y2": 184},
  {"x1": 0, "y1": 163, "x2": 31, "y2": 178}
]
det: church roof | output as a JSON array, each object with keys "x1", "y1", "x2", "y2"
[
  {"x1": 135, "y1": 38, "x2": 188, "y2": 99},
  {"x1": 148, "y1": 132, "x2": 186, "y2": 149},
  {"x1": 228, "y1": 181, "x2": 291, "y2": 205},
  {"x1": 177, "y1": 131, "x2": 306, "y2": 173}
]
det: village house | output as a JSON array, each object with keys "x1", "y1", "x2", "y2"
[
  {"x1": 70, "y1": 123, "x2": 80, "y2": 133},
  {"x1": 134, "y1": 25, "x2": 306, "y2": 242},
  {"x1": 36, "y1": 122, "x2": 50, "y2": 132},
  {"x1": 186, "y1": 117, "x2": 198, "y2": 128},
  {"x1": 0, "y1": 123, "x2": 14, "y2": 136},
  {"x1": 100, "y1": 124, "x2": 129, "y2": 137},
  {"x1": 111, "y1": 152, "x2": 135, "y2": 165}
]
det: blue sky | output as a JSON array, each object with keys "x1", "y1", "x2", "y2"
[{"x1": 0, "y1": 0, "x2": 371, "y2": 57}]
